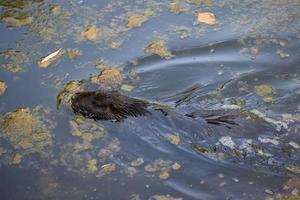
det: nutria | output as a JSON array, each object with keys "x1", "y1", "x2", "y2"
[
  {"x1": 71, "y1": 90, "x2": 151, "y2": 121},
  {"x1": 70, "y1": 89, "x2": 300, "y2": 175},
  {"x1": 71, "y1": 89, "x2": 241, "y2": 128}
]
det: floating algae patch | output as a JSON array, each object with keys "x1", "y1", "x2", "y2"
[
  {"x1": 1, "y1": 15, "x2": 32, "y2": 27},
  {"x1": 66, "y1": 48, "x2": 82, "y2": 60},
  {"x1": 150, "y1": 194, "x2": 182, "y2": 200},
  {"x1": 81, "y1": 26, "x2": 97, "y2": 41},
  {"x1": 0, "y1": 80, "x2": 7, "y2": 96},
  {"x1": 57, "y1": 80, "x2": 84, "y2": 109},
  {"x1": 90, "y1": 68, "x2": 123, "y2": 89},
  {"x1": 255, "y1": 84, "x2": 273, "y2": 103},
  {"x1": 58, "y1": 136, "x2": 121, "y2": 176},
  {"x1": 144, "y1": 159, "x2": 181, "y2": 180},
  {"x1": 126, "y1": 9, "x2": 153, "y2": 29},
  {"x1": 169, "y1": 0, "x2": 182, "y2": 15},
  {"x1": 0, "y1": 49, "x2": 29, "y2": 73},
  {"x1": 78, "y1": 25, "x2": 118, "y2": 45},
  {"x1": 69, "y1": 116, "x2": 106, "y2": 142},
  {"x1": 144, "y1": 39, "x2": 174, "y2": 59},
  {"x1": 0, "y1": 106, "x2": 55, "y2": 166}
]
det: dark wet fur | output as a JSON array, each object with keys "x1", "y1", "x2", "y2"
[
  {"x1": 70, "y1": 90, "x2": 240, "y2": 129},
  {"x1": 71, "y1": 90, "x2": 151, "y2": 121}
]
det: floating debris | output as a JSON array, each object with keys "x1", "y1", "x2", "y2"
[
  {"x1": 277, "y1": 50, "x2": 290, "y2": 59},
  {"x1": 11, "y1": 153, "x2": 22, "y2": 165},
  {"x1": 69, "y1": 117, "x2": 106, "y2": 142},
  {"x1": 66, "y1": 48, "x2": 81, "y2": 59},
  {"x1": 131, "y1": 158, "x2": 144, "y2": 167},
  {"x1": 126, "y1": 9, "x2": 153, "y2": 29},
  {"x1": 289, "y1": 142, "x2": 300, "y2": 149},
  {"x1": 219, "y1": 136, "x2": 235, "y2": 149},
  {"x1": 144, "y1": 159, "x2": 180, "y2": 180},
  {"x1": 159, "y1": 171, "x2": 170, "y2": 180},
  {"x1": 109, "y1": 42, "x2": 121, "y2": 49},
  {"x1": 0, "y1": 49, "x2": 28, "y2": 73},
  {"x1": 171, "y1": 162, "x2": 181, "y2": 170},
  {"x1": 81, "y1": 26, "x2": 97, "y2": 40},
  {"x1": 121, "y1": 84, "x2": 133, "y2": 92},
  {"x1": 258, "y1": 136, "x2": 279, "y2": 145},
  {"x1": 56, "y1": 80, "x2": 83, "y2": 109},
  {"x1": 150, "y1": 194, "x2": 182, "y2": 200},
  {"x1": 126, "y1": 167, "x2": 137, "y2": 177},
  {"x1": 0, "y1": 81, "x2": 7, "y2": 96},
  {"x1": 168, "y1": 134, "x2": 180, "y2": 145},
  {"x1": 87, "y1": 159, "x2": 98, "y2": 174},
  {"x1": 169, "y1": 0, "x2": 181, "y2": 15},
  {"x1": 144, "y1": 40, "x2": 174, "y2": 59},
  {"x1": 1, "y1": 16, "x2": 32, "y2": 27},
  {"x1": 100, "y1": 163, "x2": 116, "y2": 174},
  {"x1": 255, "y1": 84, "x2": 273, "y2": 103},
  {"x1": 90, "y1": 68, "x2": 123, "y2": 89},
  {"x1": 280, "y1": 192, "x2": 300, "y2": 200},
  {"x1": 38, "y1": 48, "x2": 63, "y2": 68},
  {"x1": 97, "y1": 138, "x2": 121, "y2": 161},
  {"x1": 197, "y1": 12, "x2": 216, "y2": 25},
  {"x1": 0, "y1": 107, "x2": 54, "y2": 163}
]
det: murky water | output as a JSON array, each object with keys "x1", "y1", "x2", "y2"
[{"x1": 0, "y1": 0, "x2": 300, "y2": 200}]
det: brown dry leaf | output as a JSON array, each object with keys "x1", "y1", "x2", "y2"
[
  {"x1": 81, "y1": 26, "x2": 97, "y2": 40},
  {"x1": 38, "y1": 48, "x2": 63, "y2": 68},
  {"x1": 0, "y1": 80, "x2": 7, "y2": 96},
  {"x1": 197, "y1": 12, "x2": 216, "y2": 25}
]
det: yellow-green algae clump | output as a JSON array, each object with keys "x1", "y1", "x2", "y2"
[
  {"x1": 69, "y1": 116, "x2": 106, "y2": 142},
  {"x1": 0, "y1": 80, "x2": 7, "y2": 96},
  {"x1": 126, "y1": 9, "x2": 153, "y2": 29},
  {"x1": 0, "y1": 107, "x2": 52, "y2": 151},
  {"x1": 144, "y1": 39, "x2": 174, "y2": 59}
]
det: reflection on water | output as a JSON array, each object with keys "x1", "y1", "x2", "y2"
[{"x1": 0, "y1": 0, "x2": 300, "y2": 199}]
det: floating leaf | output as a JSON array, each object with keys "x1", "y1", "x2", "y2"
[
  {"x1": 197, "y1": 12, "x2": 216, "y2": 25},
  {"x1": 38, "y1": 48, "x2": 63, "y2": 68}
]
